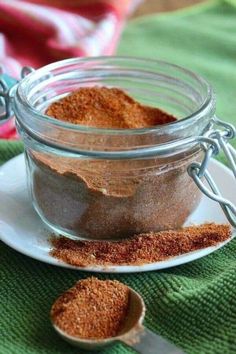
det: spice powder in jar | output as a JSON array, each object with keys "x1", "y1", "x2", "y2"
[{"x1": 30, "y1": 87, "x2": 202, "y2": 240}]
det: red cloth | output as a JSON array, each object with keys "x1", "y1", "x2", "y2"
[{"x1": 0, "y1": 0, "x2": 142, "y2": 139}]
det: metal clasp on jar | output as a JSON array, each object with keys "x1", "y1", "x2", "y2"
[
  {"x1": 0, "y1": 67, "x2": 34, "y2": 123},
  {"x1": 188, "y1": 117, "x2": 236, "y2": 227}
]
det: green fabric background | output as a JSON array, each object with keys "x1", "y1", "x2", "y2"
[{"x1": 1, "y1": 1, "x2": 236, "y2": 353}]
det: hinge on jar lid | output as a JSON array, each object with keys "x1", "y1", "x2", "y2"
[
  {"x1": 188, "y1": 118, "x2": 236, "y2": 227},
  {"x1": 0, "y1": 66, "x2": 34, "y2": 124}
]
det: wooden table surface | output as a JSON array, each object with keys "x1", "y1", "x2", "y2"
[{"x1": 133, "y1": 0, "x2": 204, "y2": 17}]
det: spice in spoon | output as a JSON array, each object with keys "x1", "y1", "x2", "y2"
[
  {"x1": 50, "y1": 223, "x2": 231, "y2": 267},
  {"x1": 51, "y1": 277, "x2": 130, "y2": 339}
]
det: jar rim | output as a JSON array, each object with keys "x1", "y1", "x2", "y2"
[{"x1": 15, "y1": 56, "x2": 214, "y2": 136}]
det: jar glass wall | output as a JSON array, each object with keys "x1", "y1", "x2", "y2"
[{"x1": 14, "y1": 57, "x2": 215, "y2": 240}]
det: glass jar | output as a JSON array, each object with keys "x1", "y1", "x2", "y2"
[{"x1": 8, "y1": 57, "x2": 235, "y2": 240}]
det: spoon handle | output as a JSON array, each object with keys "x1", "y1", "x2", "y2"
[{"x1": 128, "y1": 327, "x2": 185, "y2": 354}]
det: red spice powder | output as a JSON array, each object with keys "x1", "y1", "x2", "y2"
[
  {"x1": 51, "y1": 277, "x2": 130, "y2": 339},
  {"x1": 50, "y1": 224, "x2": 231, "y2": 267},
  {"x1": 35, "y1": 86, "x2": 199, "y2": 241},
  {"x1": 46, "y1": 86, "x2": 176, "y2": 128}
]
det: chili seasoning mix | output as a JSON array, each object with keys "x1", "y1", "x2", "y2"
[
  {"x1": 50, "y1": 223, "x2": 231, "y2": 267},
  {"x1": 31, "y1": 86, "x2": 203, "y2": 240},
  {"x1": 51, "y1": 277, "x2": 130, "y2": 339}
]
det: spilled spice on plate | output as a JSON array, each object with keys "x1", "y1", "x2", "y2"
[
  {"x1": 51, "y1": 277, "x2": 130, "y2": 339},
  {"x1": 50, "y1": 223, "x2": 231, "y2": 267}
]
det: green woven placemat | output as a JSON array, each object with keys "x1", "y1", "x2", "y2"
[
  {"x1": 1, "y1": 1, "x2": 236, "y2": 353},
  {"x1": 118, "y1": 0, "x2": 236, "y2": 146}
]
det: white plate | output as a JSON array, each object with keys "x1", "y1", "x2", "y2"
[{"x1": 0, "y1": 154, "x2": 235, "y2": 273}]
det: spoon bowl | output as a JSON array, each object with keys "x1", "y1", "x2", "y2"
[
  {"x1": 52, "y1": 284, "x2": 185, "y2": 354},
  {"x1": 52, "y1": 286, "x2": 145, "y2": 351}
]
